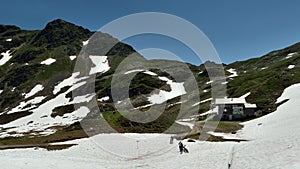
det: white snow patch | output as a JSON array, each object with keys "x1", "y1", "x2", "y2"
[
  {"x1": 206, "y1": 80, "x2": 214, "y2": 84},
  {"x1": 69, "y1": 55, "x2": 77, "y2": 61},
  {"x1": 167, "y1": 101, "x2": 182, "y2": 108},
  {"x1": 200, "y1": 106, "x2": 219, "y2": 116},
  {"x1": 200, "y1": 97, "x2": 213, "y2": 103},
  {"x1": 82, "y1": 40, "x2": 89, "y2": 46},
  {"x1": 6, "y1": 38, "x2": 12, "y2": 42},
  {"x1": 275, "y1": 83, "x2": 299, "y2": 104},
  {"x1": 143, "y1": 70, "x2": 157, "y2": 76},
  {"x1": 148, "y1": 76, "x2": 186, "y2": 104},
  {"x1": 61, "y1": 106, "x2": 90, "y2": 120},
  {"x1": 53, "y1": 72, "x2": 88, "y2": 95},
  {"x1": 89, "y1": 55, "x2": 110, "y2": 75},
  {"x1": 286, "y1": 52, "x2": 297, "y2": 59},
  {"x1": 261, "y1": 67, "x2": 268, "y2": 70},
  {"x1": 175, "y1": 120, "x2": 194, "y2": 130},
  {"x1": 288, "y1": 65, "x2": 295, "y2": 69},
  {"x1": 178, "y1": 117, "x2": 196, "y2": 122},
  {"x1": 227, "y1": 68, "x2": 238, "y2": 78},
  {"x1": 124, "y1": 69, "x2": 157, "y2": 76},
  {"x1": 239, "y1": 92, "x2": 251, "y2": 99},
  {"x1": 0, "y1": 50, "x2": 12, "y2": 66},
  {"x1": 124, "y1": 69, "x2": 144, "y2": 74},
  {"x1": 133, "y1": 103, "x2": 153, "y2": 110},
  {"x1": 40, "y1": 58, "x2": 56, "y2": 65},
  {"x1": 192, "y1": 98, "x2": 213, "y2": 106},
  {"x1": 97, "y1": 96, "x2": 110, "y2": 102},
  {"x1": 72, "y1": 94, "x2": 95, "y2": 104},
  {"x1": 7, "y1": 96, "x2": 46, "y2": 114},
  {"x1": 25, "y1": 84, "x2": 44, "y2": 99}
]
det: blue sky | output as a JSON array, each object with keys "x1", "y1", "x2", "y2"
[{"x1": 1, "y1": 0, "x2": 300, "y2": 65}]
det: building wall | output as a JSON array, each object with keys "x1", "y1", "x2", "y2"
[
  {"x1": 245, "y1": 108, "x2": 256, "y2": 117},
  {"x1": 217, "y1": 104, "x2": 245, "y2": 120}
]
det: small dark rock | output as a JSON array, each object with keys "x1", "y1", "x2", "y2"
[
  {"x1": 27, "y1": 121, "x2": 33, "y2": 125},
  {"x1": 187, "y1": 139, "x2": 196, "y2": 142}
]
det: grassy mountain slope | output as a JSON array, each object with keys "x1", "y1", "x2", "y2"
[
  {"x1": 0, "y1": 19, "x2": 299, "y2": 144},
  {"x1": 225, "y1": 44, "x2": 300, "y2": 113}
]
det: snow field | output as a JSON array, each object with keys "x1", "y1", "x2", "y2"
[
  {"x1": 0, "y1": 50, "x2": 12, "y2": 66},
  {"x1": 40, "y1": 58, "x2": 56, "y2": 65},
  {"x1": 227, "y1": 68, "x2": 238, "y2": 78},
  {"x1": 24, "y1": 84, "x2": 44, "y2": 99},
  {"x1": 89, "y1": 55, "x2": 110, "y2": 75}
]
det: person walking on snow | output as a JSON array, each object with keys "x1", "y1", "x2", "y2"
[{"x1": 178, "y1": 141, "x2": 184, "y2": 154}]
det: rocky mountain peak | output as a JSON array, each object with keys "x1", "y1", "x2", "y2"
[{"x1": 31, "y1": 19, "x2": 92, "y2": 49}]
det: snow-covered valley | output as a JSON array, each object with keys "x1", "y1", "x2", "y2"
[{"x1": 0, "y1": 83, "x2": 299, "y2": 169}]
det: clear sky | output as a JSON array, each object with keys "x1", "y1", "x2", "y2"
[{"x1": 1, "y1": 0, "x2": 300, "y2": 65}]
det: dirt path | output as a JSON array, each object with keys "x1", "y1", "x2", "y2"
[{"x1": 0, "y1": 143, "x2": 77, "y2": 150}]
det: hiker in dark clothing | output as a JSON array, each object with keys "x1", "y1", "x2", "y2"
[{"x1": 178, "y1": 141, "x2": 184, "y2": 154}]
